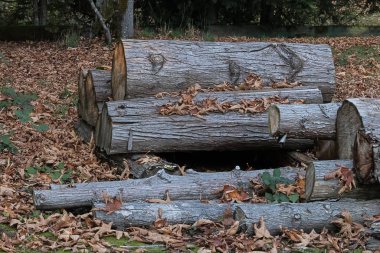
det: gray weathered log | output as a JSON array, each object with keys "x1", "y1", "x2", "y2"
[
  {"x1": 366, "y1": 221, "x2": 380, "y2": 250},
  {"x1": 93, "y1": 200, "x2": 230, "y2": 229},
  {"x1": 112, "y1": 39, "x2": 335, "y2": 101},
  {"x1": 337, "y1": 98, "x2": 380, "y2": 183},
  {"x1": 77, "y1": 69, "x2": 88, "y2": 119},
  {"x1": 305, "y1": 160, "x2": 380, "y2": 201},
  {"x1": 268, "y1": 103, "x2": 340, "y2": 140},
  {"x1": 82, "y1": 69, "x2": 112, "y2": 126},
  {"x1": 33, "y1": 167, "x2": 304, "y2": 210},
  {"x1": 96, "y1": 88, "x2": 322, "y2": 154},
  {"x1": 235, "y1": 199, "x2": 380, "y2": 235}
]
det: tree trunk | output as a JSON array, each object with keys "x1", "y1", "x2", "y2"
[
  {"x1": 120, "y1": 0, "x2": 134, "y2": 38},
  {"x1": 268, "y1": 103, "x2": 340, "y2": 140},
  {"x1": 88, "y1": 0, "x2": 112, "y2": 44},
  {"x1": 235, "y1": 199, "x2": 380, "y2": 235},
  {"x1": 81, "y1": 69, "x2": 112, "y2": 126},
  {"x1": 95, "y1": 88, "x2": 321, "y2": 154},
  {"x1": 38, "y1": 0, "x2": 47, "y2": 26},
  {"x1": 305, "y1": 160, "x2": 380, "y2": 201},
  {"x1": 337, "y1": 98, "x2": 380, "y2": 183},
  {"x1": 111, "y1": 40, "x2": 335, "y2": 100},
  {"x1": 93, "y1": 201, "x2": 230, "y2": 229},
  {"x1": 33, "y1": 0, "x2": 39, "y2": 25},
  {"x1": 33, "y1": 167, "x2": 304, "y2": 210}
]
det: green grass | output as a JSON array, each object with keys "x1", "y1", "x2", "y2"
[
  {"x1": 335, "y1": 45, "x2": 380, "y2": 66},
  {"x1": 104, "y1": 235, "x2": 167, "y2": 252}
]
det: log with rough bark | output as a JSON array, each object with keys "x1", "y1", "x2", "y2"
[
  {"x1": 337, "y1": 98, "x2": 380, "y2": 183},
  {"x1": 94, "y1": 199, "x2": 380, "y2": 234},
  {"x1": 77, "y1": 69, "x2": 88, "y2": 119},
  {"x1": 268, "y1": 103, "x2": 340, "y2": 140},
  {"x1": 305, "y1": 160, "x2": 380, "y2": 201},
  {"x1": 33, "y1": 167, "x2": 304, "y2": 210},
  {"x1": 81, "y1": 69, "x2": 112, "y2": 126},
  {"x1": 112, "y1": 39, "x2": 335, "y2": 101},
  {"x1": 93, "y1": 200, "x2": 230, "y2": 229},
  {"x1": 366, "y1": 221, "x2": 380, "y2": 251},
  {"x1": 96, "y1": 88, "x2": 322, "y2": 154},
  {"x1": 235, "y1": 199, "x2": 380, "y2": 235}
]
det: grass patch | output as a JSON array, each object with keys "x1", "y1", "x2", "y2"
[
  {"x1": 335, "y1": 45, "x2": 380, "y2": 66},
  {"x1": 0, "y1": 223, "x2": 17, "y2": 237},
  {"x1": 103, "y1": 236, "x2": 166, "y2": 252},
  {"x1": 62, "y1": 31, "x2": 80, "y2": 48},
  {"x1": 39, "y1": 231, "x2": 58, "y2": 240}
]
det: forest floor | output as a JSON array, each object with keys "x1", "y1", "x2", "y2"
[{"x1": 0, "y1": 35, "x2": 379, "y2": 252}]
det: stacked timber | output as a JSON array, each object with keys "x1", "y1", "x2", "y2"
[
  {"x1": 95, "y1": 88, "x2": 322, "y2": 154},
  {"x1": 337, "y1": 98, "x2": 380, "y2": 184}
]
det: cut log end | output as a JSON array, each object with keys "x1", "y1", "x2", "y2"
[
  {"x1": 304, "y1": 162, "x2": 316, "y2": 200},
  {"x1": 84, "y1": 72, "x2": 99, "y2": 126},
  {"x1": 354, "y1": 132, "x2": 376, "y2": 184},
  {"x1": 268, "y1": 106, "x2": 280, "y2": 137},
  {"x1": 337, "y1": 101, "x2": 363, "y2": 159},
  {"x1": 112, "y1": 41, "x2": 127, "y2": 100}
]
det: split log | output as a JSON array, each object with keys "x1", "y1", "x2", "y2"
[
  {"x1": 268, "y1": 103, "x2": 340, "y2": 140},
  {"x1": 337, "y1": 98, "x2": 380, "y2": 183},
  {"x1": 77, "y1": 69, "x2": 88, "y2": 119},
  {"x1": 96, "y1": 88, "x2": 322, "y2": 154},
  {"x1": 112, "y1": 39, "x2": 335, "y2": 101},
  {"x1": 81, "y1": 70, "x2": 112, "y2": 126},
  {"x1": 93, "y1": 201, "x2": 230, "y2": 229},
  {"x1": 33, "y1": 167, "x2": 304, "y2": 210},
  {"x1": 235, "y1": 199, "x2": 380, "y2": 235},
  {"x1": 305, "y1": 160, "x2": 380, "y2": 201}
]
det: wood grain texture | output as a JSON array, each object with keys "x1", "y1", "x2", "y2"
[
  {"x1": 268, "y1": 103, "x2": 340, "y2": 140},
  {"x1": 77, "y1": 69, "x2": 88, "y2": 119},
  {"x1": 305, "y1": 160, "x2": 380, "y2": 201},
  {"x1": 96, "y1": 88, "x2": 322, "y2": 154},
  {"x1": 112, "y1": 39, "x2": 335, "y2": 101},
  {"x1": 82, "y1": 69, "x2": 111, "y2": 126},
  {"x1": 235, "y1": 199, "x2": 380, "y2": 235},
  {"x1": 34, "y1": 167, "x2": 304, "y2": 210}
]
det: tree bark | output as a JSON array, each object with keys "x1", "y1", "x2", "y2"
[
  {"x1": 235, "y1": 199, "x2": 380, "y2": 235},
  {"x1": 120, "y1": 0, "x2": 134, "y2": 38},
  {"x1": 111, "y1": 40, "x2": 335, "y2": 100},
  {"x1": 88, "y1": 0, "x2": 112, "y2": 44},
  {"x1": 38, "y1": 0, "x2": 47, "y2": 26},
  {"x1": 337, "y1": 98, "x2": 380, "y2": 183},
  {"x1": 268, "y1": 103, "x2": 340, "y2": 140},
  {"x1": 305, "y1": 160, "x2": 380, "y2": 201},
  {"x1": 81, "y1": 69, "x2": 112, "y2": 126},
  {"x1": 33, "y1": 167, "x2": 304, "y2": 210},
  {"x1": 93, "y1": 201, "x2": 230, "y2": 229},
  {"x1": 95, "y1": 88, "x2": 321, "y2": 154}
]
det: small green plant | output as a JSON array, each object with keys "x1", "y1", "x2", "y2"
[
  {"x1": 0, "y1": 134, "x2": 18, "y2": 154},
  {"x1": 63, "y1": 31, "x2": 80, "y2": 48},
  {"x1": 260, "y1": 168, "x2": 299, "y2": 203},
  {"x1": 25, "y1": 162, "x2": 73, "y2": 183},
  {"x1": 0, "y1": 87, "x2": 48, "y2": 131},
  {"x1": 0, "y1": 51, "x2": 10, "y2": 65}
]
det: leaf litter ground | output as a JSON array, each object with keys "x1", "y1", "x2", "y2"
[{"x1": 0, "y1": 36, "x2": 379, "y2": 252}]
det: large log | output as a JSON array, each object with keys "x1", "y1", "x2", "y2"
[
  {"x1": 112, "y1": 39, "x2": 335, "y2": 101},
  {"x1": 337, "y1": 98, "x2": 380, "y2": 183},
  {"x1": 81, "y1": 69, "x2": 112, "y2": 126},
  {"x1": 96, "y1": 88, "x2": 322, "y2": 154},
  {"x1": 33, "y1": 167, "x2": 304, "y2": 210},
  {"x1": 93, "y1": 201, "x2": 230, "y2": 229},
  {"x1": 268, "y1": 103, "x2": 340, "y2": 140},
  {"x1": 305, "y1": 160, "x2": 380, "y2": 201},
  {"x1": 235, "y1": 199, "x2": 380, "y2": 235}
]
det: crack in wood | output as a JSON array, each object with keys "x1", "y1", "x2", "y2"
[
  {"x1": 228, "y1": 60, "x2": 241, "y2": 84},
  {"x1": 249, "y1": 43, "x2": 304, "y2": 82}
]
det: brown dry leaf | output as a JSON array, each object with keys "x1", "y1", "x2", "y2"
[
  {"x1": 145, "y1": 190, "x2": 171, "y2": 204},
  {"x1": 324, "y1": 165, "x2": 356, "y2": 194},
  {"x1": 220, "y1": 184, "x2": 250, "y2": 203},
  {"x1": 154, "y1": 208, "x2": 167, "y2": 229},
  {"x1": 0, "y1": 186, "x2": 15, "y2": 196},
  {"x1": 222, "y1": 206, "x2": 235, "y2": 227},
  {"x1": 226, "y1": 221, "x2": 239, "y2": 235},
  {"x1": 193, "y1": 219, "x2": 215, "y2": 228},
  {"x1": 271, "y1": 79, "x2": 301, "y2": 89},
  {"x1": 103, "y1": 197, "x2": 122, "y2": 214},
  {"x1": 254, "y1": 217, "x2": 273, "y2": 239},
  {"x1": 136, "y1": 155, "x2": 161, "y2": 165}
]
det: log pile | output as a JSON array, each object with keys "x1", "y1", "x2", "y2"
[{"x1": 35, "y1": 39, "x2": 380, "y2": 241}]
